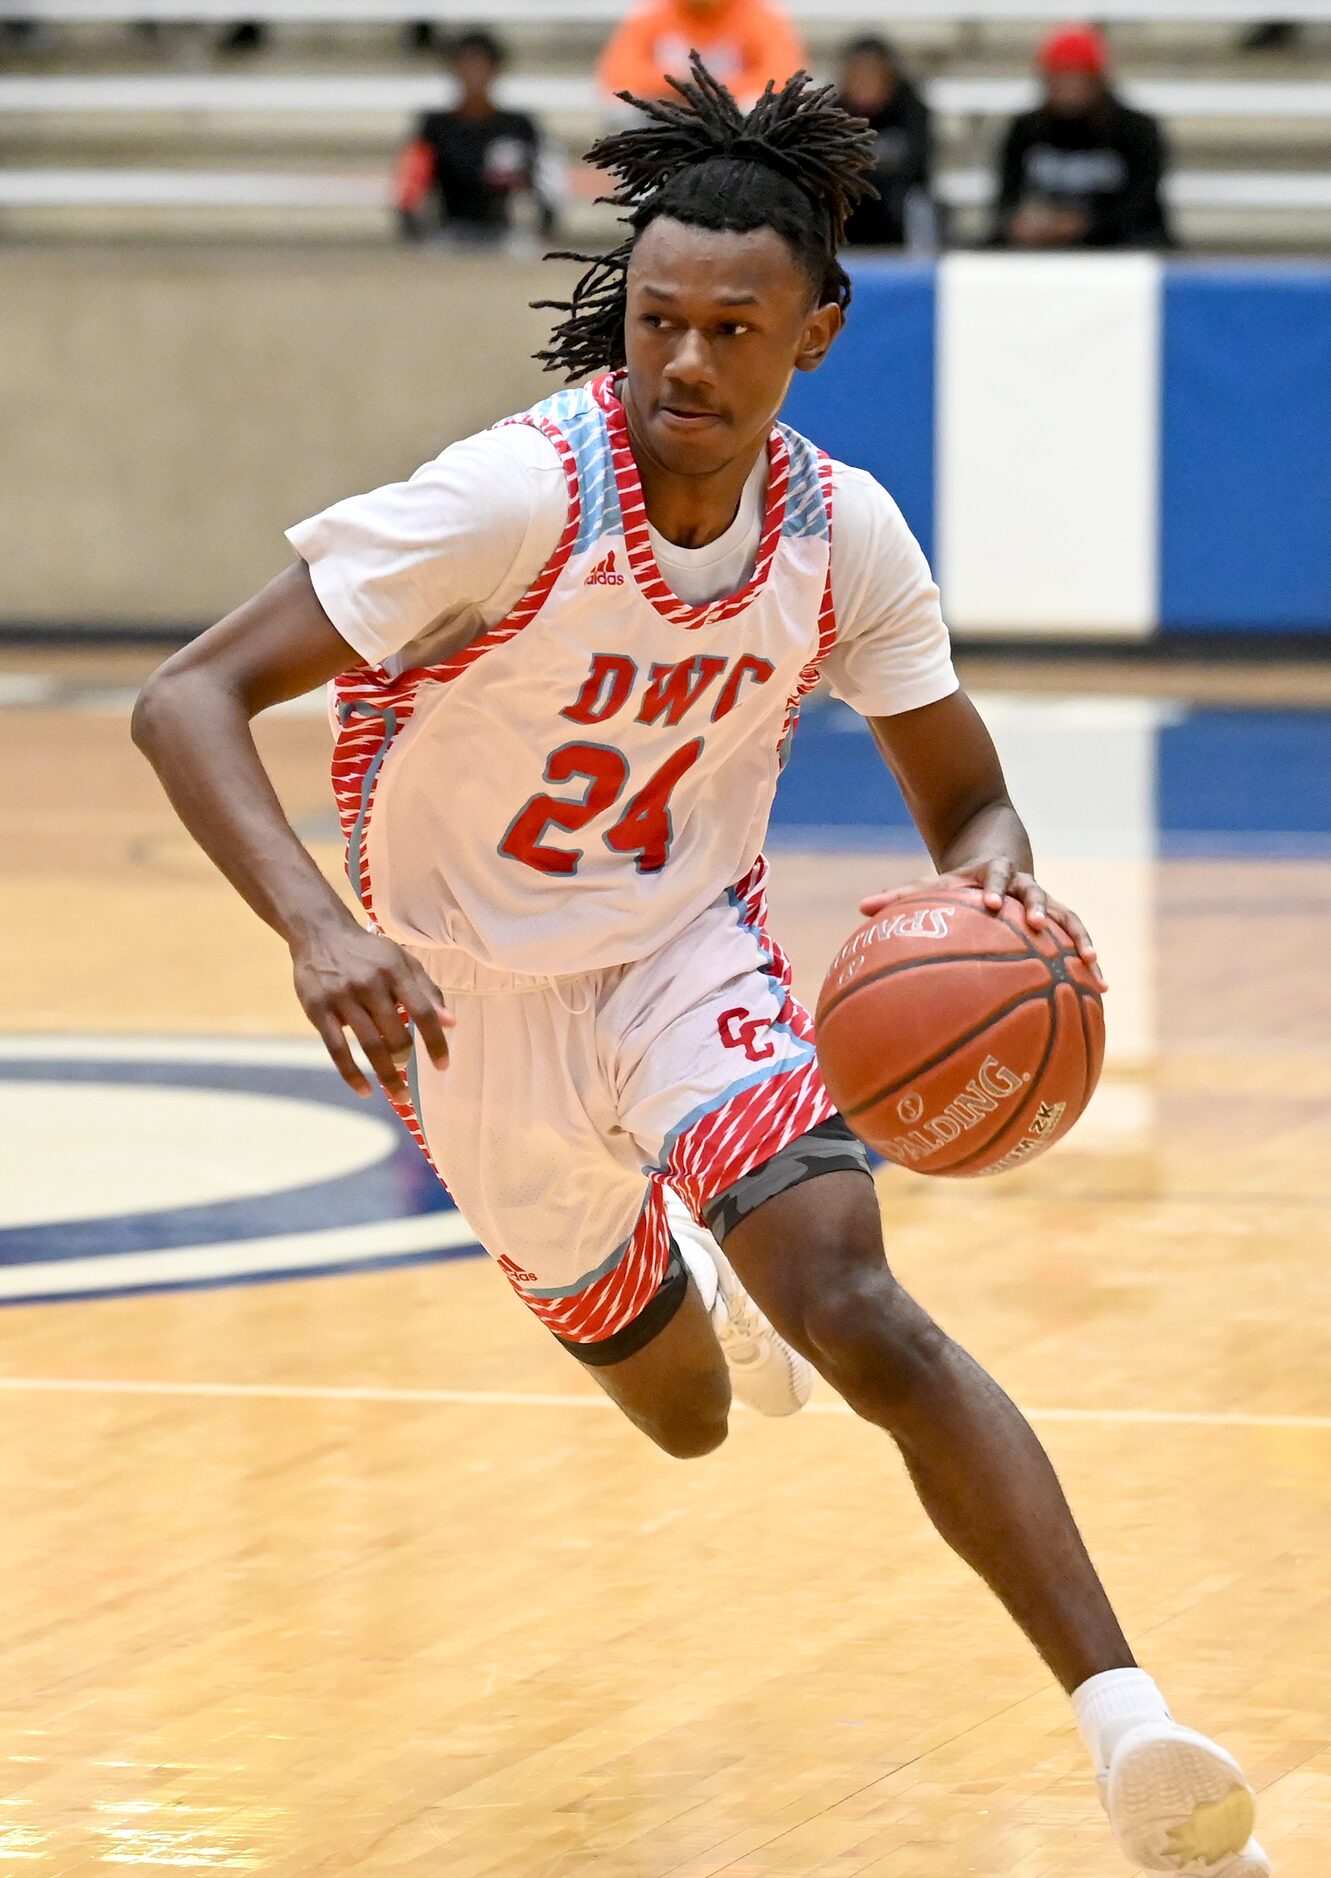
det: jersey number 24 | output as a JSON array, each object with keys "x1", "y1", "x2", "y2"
[{"x1": 499, "y1": 738, "x2": 702, "y2": 876}]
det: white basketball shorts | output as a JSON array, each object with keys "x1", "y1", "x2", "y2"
[{"x1": 386, "y1": 858, "x2": 871, "y2": 1363}]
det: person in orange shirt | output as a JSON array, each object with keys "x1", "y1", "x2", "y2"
[{"x1": 597, "y1": 0, "x2": 806, "y2": 108}]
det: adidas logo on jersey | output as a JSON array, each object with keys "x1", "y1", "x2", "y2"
[{"x1": 584, "y1": 550, "x2": 625, "y2": 587}]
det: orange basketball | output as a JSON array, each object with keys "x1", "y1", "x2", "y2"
[{"x1": 815, "y1": 886, "x2": 1104, "y2": 1177}]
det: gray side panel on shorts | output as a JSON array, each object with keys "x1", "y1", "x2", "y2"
[{"x1": 702, "y1": 1118, "x2": 872, "y2": 1242}]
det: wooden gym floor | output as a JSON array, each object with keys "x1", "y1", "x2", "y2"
[{"x1": 2, "y1": 647, "x2": 1329, "y2": 1875}]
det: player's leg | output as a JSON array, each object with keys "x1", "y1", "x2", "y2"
[
  {"x1": 614, "y1": 870, "x2": 1264, "y2": 1873},
  {"x1": 729, "y1": 1166, "x2": 1132, "y2": 1687},
  {"x1": 720, "y1": 1170, "x2": 1266, "y2": 1875},
  {"x1": 664, "y1": 1167, "x2": 817, "y2": 1417},
  {"x1": 608, "y1": 860, "x2": 841, "y2": 1420},
  {"x1": 398, "y1": 953, "x2": 732, "y2": 1460},
  {"x1": 611, "y1": 862, "x2": 1133, "y2": 1669},
  {"x1": 577, "y1": 1240, "x2": 732, "y2": 1460}
]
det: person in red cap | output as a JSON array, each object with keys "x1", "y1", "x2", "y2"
[{"x1": 992, "y1": 23, "x2": 1172, "y2": 249}]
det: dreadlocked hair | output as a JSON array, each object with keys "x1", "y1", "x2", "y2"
[{"x1": 535, "y1": 53, "x2": 880, "y2": 383}]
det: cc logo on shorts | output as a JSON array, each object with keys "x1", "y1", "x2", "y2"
[{"x1": 718, "y1": 1007, "x2": 776, "y2": 1064}]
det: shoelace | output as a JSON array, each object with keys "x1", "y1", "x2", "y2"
[{"x1": 715, "y1": 1288, "x2": 768, "y2": 1354}]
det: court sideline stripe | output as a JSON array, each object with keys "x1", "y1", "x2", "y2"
[{"x1": 0, "y1": 1375, "x2": 1327, "y2": 1430}]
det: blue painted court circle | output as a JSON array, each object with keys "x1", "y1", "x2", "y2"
[{"x1": 0, "y1": 1036, "x2": 481, "y2": 1304}]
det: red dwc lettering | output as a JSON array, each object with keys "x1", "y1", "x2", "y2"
[
  {"x1": 560, "y1": 653, "x2": 637, "y2": 726},
  {"x1": 711, "y1": 655, "x2": 775, "y2": 720},
  {"x1": 635, "y1": 656, "x2": 727, "y2": 727}
]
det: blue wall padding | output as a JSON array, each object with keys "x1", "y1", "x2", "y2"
[
  {"x1": 1160, "y1": 267, "x2": 1331, "y2": 631},
  {"x1": 1158, "y1": 709, "x2": 1331, "y2": 836},
  {"x1": 769, "y1": 698, "x2": 917, "y2": 839},
  {"x1": 780, "y1": 261, "x2": 936, "y2": 565},
  {"x1": 778, "y1": 260, "x2": 1331, "y2": 634},
  {"x1": 777, "y1": 704, "x2": 1331, "y2": 850}
]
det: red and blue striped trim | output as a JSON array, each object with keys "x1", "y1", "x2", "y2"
[
  {"x1": 778, "y1": 448, "x2": 838, "y2": 756},
  {"x1": 590, "y1": 372, "x2": 792, "y2": 632},
  {"x1": 666, "y1": 858, "x2": 835, "y2": 1224},
  {"x1": 512, "y1": 1182, "x2": 673, "y2": 1345},
  {"x1": 328, "y1": 415, "x2": 582, "y2": 925}
]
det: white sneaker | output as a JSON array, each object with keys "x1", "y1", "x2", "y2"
[
  {"x1": 664, "y1": 1190, "x2": 813, "y2": 1418},
  {"x1": 1106, "y1": 1720, "x2": 1268, "y2": 1875}
]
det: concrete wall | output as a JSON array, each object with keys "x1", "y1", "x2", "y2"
[
  {"x1": 0, "y1": 247, "x2": 575, "y2": 627},
  {"x1": 12, "y1": 247, "x2": 1328, "y2": 636}
]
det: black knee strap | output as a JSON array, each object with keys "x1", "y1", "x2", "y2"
[{"x1": 554, "y1": 1238, "x2": 690, "y2": 1368}]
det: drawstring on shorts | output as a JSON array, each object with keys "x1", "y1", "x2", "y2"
[{"x1": 549, "y1": 977, "x2": 594, "y2": 1017}]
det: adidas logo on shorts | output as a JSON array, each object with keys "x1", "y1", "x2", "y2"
[{"x1": 584, "y1": 550, "x2": 625, "y2": 587}]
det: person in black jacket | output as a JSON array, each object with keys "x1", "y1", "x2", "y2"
[
  {"x1": 993, "y1": 24, "x2": 1172, "y2": 251},
  {"x1": 395, "y1": 29, "x2": 559, "y2": 246},
  {"x1": 836, "y1": 35, "x2": 936, "y2": 249},
  {"x1": 1240, "y1": 21, "x2": 1301, "y2": 51}
]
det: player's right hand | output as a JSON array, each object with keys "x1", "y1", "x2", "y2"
[{"x1": 290, "y1": 917, "x2": 454, "y2": 1100}]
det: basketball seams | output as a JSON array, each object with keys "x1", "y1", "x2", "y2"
[
  {"x1": 818, "y1": 948, "x2": 1053, "y2": 1027},
  {"x1": 976, "y1": 897, "x2": 1089, "y2": 978},
  {"x1": 817, "y1": 893, "x2": 1103, "y2": 1176},
  {"x1": 991, "y1": 901, "x2": 1054, "y2": 960},
  {"x1": 1074, "y1": 982, "x2": 1095, "y2": 1116},
  {"x1": 817, "y1": 890, "x2": 1077, "y2": 1032},
  {"x1": 938, "y1": 993, "x2": 1065, "y2": 1176},
  {"x1": 1073, "y1": 980, "x2": 1106, "y2": 1113},
  {"x1": 839, "y1": 983, "x2": 1057, "y2": 1119},
  {"x1": 989, "y1": 898, "x2": 1086, "y2": 969}
]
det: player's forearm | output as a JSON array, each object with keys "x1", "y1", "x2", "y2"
[
  {"x1": 132, "y1": 665, "x2": 354, "y2": 946},
  {"x1": 937, "y1": 796, "x2": 1034, "y2": 878}
]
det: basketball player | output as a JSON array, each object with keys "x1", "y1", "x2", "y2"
[{"x1": 134, "y1": 60, "x2": 1267, "y2": 1876}]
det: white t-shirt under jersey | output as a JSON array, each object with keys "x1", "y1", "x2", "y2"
[{"x1": 288, "y1": 421, "x2": 958, "y2": 719}]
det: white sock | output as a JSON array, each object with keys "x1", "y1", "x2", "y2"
[
  {"x1": 663, "y1": 1191, "x2": 719, "y2": 1314},
  {"x1": 1072, "y1": 1668, "x2": 1173, "y2": 1776}
]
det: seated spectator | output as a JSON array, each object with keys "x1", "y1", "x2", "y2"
[
  {"x1": 395, "y1": 29, "x2": 560, "y2": 247},
  {"x1": 597, "y1": 0, "x2": 805, "y2": 109},
  {"x1": 218, "y1": 23, "x2": 268, "y2": 54},
  {"x1": 992, "y1": 24, "x2": 1172, "y2": 251},
  {"x1": 1, "y1": 19, "x2": 50, "y2": 50},
  {"x1": 836, "y1": 36, "x2": 935, "y2": 250},
  {"x1": 129, "y1": 19, "x2": 267, "y2": 54},
  {"x1": 1240, "y1": 21, "x2": 1301, "y2": 51}
]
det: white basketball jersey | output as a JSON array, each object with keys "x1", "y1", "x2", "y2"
[{"x1": 330, "y1": 373, "x2": 836, "y2": 977}]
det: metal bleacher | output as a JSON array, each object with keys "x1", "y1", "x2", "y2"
[
  {"x1": 2, "y1": 3, "x2": 1330, "y2": 250},
  {"x1": 12, "y1": 0, "x2": 1331, "y2": 17}
]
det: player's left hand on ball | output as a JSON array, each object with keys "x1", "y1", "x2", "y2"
[{"x1": 859, "y1": 864, "x2": 1108, "y2": 991}]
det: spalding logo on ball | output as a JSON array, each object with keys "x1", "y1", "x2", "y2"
[{"x1": 815, "y1": 886, "x2": 1104, "y2": 1177}]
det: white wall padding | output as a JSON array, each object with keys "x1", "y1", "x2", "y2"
[
  {"x1": 970, "y1": 689, "x2": 1170, "y2": 1068},
  {"x1": 937, "y1": 253, "x2": 1161, "y2": 635}
]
